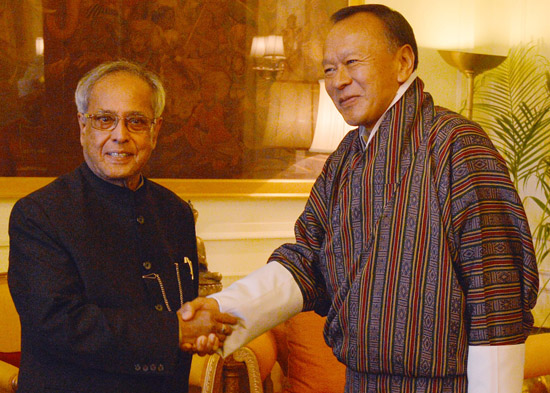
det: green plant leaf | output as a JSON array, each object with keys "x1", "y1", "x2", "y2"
[{"x1": 474, "y1": 44, "x2": 550, "y2": 189}]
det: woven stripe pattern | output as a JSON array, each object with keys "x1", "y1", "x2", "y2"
[{"x1": 269, "y1": 78, "x2": 539, "y2": 392}]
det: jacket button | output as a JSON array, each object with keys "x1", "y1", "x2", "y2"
[
  {"x1": 155, "y1": 304, "x2": 164, "y2": 311},
  {"x1": 143, "y1": 261, "x2": 152, "y2": 270},
  {"x1": 158, "y1": 364, "x2": 164, "y2": 372},
  {"x1": 150, "y1": 364, "x2": 156, "y2": 372},
  {"x1": 137, "y1": 216, "x2": 145, "y2": 224},
  {"x1": 134, "y1": 364, "x2": 141, "y2": 371},
  {"x1": 143, "y1": 364, "x2": 149, "y2": 372}
]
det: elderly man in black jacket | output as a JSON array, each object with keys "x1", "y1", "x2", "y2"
[{"x1": 8, "y1": 60, "x2": 236, "y2": 393}]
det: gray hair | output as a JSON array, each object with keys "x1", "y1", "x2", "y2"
[{"x1": 75, "y1": 60, "x2": 166, "y2": 117}]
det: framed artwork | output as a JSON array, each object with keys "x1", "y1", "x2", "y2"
[{"x1": 0, "y1": 0, "x2": 347, "y2": 180}]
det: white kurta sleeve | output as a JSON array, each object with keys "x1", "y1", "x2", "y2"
[
  {"x1": 208, "y1": 262, "x2": 303, "y2": 357},
  {"x1": 467, "y1": 344, "x2": 525, "y2": 393}
]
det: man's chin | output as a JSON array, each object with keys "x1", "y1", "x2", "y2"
[
  {"x1": 337, "y1": 109, "x2": 361, "y2": 127},
  {"x1": 340, "y1": 116, "x2": 361, "y2": 127}
]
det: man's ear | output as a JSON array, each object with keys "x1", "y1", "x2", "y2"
[
  {"x1": 77, "y1": 113, "x2": 87, "y2": 146},
  {"x1": 150, "y1": 117, "x2": 163, "y2": 149},
  {"x1": 396, "y1": 44, "x2": 415, "y2": 83}
]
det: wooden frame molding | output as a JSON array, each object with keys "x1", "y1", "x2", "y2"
[{"x1": 0, "y1": 177, "x2": 314, "y2": 199}]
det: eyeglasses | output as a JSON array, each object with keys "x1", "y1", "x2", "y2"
[{"x1": 82, "y1": 113, "x2": 158, "y2": 134}]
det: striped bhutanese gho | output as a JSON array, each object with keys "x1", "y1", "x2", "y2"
[{"x1": 268, "y1": 78, "x2": 539, "y2": 392}]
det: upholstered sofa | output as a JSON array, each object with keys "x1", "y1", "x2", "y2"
[
  {"x1": 187, "y1": 311, "x2": 346, "y2": 393},
  {"x1": 0, "y1": 273, "x2": 19, "y2": 392}
]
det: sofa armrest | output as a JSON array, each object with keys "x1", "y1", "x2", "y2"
[
  {"x1": 191, "y1": 332, "x2": 278, "y2": 393},
  {"x1": 245, "y1": 330, "x2": 278, "y2": 382},
  {"x1": 0, "y1": 360, "x2": 18, "y2": 392},
  {"x1": 524, "y1": 332, "x2": 550, "y2": 379},
  {"x1": 232, "y1": 347, "x2": 267, "y2": 393}
]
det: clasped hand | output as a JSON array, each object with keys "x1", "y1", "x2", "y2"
[{"x1": 177, "y1": 297, "x2": 237, "y2": 355}]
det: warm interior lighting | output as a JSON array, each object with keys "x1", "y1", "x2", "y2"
[
  {"x1": 309, "y1": 80, "x2": 354, "y2": 153},
  {"x1": 35, "y1": 37, "x2": 44, "y2": 56},
  {"x1": 263, "y1": 35, "x2": 284, "y2": 58},
  {"x1": 250, "y1": 36, "x2": 266, "y2": 58},
  {"x1": 375, "y1": 0, "x2": 510, "y2": 55},
  {"x1": 250, "y1": 35, "x2": 285, "y2": 59},
  {"x1": 250, "y1": 35, "x2": 285, "y2": 79},
  {"x1": 263, "y1": 81, "x2": 315, "y2": 149}
]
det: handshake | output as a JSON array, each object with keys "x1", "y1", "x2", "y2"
[{"x1": 176, "y1": 297, "x2": 237, "y2": 355}]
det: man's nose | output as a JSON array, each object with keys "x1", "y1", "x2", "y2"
[
  {"x1": 110, "y1": 118, "x2": 131, "y2": 142},
  {"x1": 333, "y1": 66, "x2": 352, "y2": 89}
]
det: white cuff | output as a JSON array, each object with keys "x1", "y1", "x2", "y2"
[
  {"x1": 208, "y1": 262, "x2": 303, "y2": 357},
  {"x1": 467, "y1": 344, "x2": 525, "y2": 393}
]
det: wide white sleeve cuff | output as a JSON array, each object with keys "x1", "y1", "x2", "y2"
[
  {"x1": 208, "y1": 262, "x2": 303, "y2": 357},
  {"x1": 467, "y1": 344, "x2": 525, "y2": 393}
]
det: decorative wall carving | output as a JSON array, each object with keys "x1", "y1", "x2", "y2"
[{"x1": 0, "y1": 0, "x2": 345, "y2": 179}]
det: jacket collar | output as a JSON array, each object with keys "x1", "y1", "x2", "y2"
[
  {"x1": 79, "y1": 163, "x2": 147, "y2": 199},
  {"x1": 359, "y1": 71, "x2": 419, "y2": 151}
]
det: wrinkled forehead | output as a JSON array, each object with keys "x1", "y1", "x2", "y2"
[{"x1": 88, "y1": 72, "x2": 155, "y2": 114}]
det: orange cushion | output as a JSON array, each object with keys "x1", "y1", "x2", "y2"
[
  {"x1": 246, "y1": 330, "x2": 278, "y2": 381},
  {"x1": 0, "y1": 352, "x2": 20, "y2": 368},
  {"x1": 524, "y1": 333, "x2": 550, "y2": 379},
  {"x1": 283, "y1": 311, "x2": 346, "y2": 393},
  {"x1": 0, "y1": 276, "x2": 21, "y2": 353}
]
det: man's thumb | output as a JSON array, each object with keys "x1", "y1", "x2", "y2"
[{"x1": 179, "y1": 299, "x2": 202, "y2": 320}]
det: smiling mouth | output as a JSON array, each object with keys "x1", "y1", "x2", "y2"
[
  {"x1": 108, "y1": 152, "x2": 132, "y2": 158},
  {"x1": 339, "y1": 96, "x2": 358, "y2": 107}
]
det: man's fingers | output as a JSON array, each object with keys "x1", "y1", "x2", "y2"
[
  {"x1": 179, "y1": 298, "x2": 224, "y2": 321},
  {"x1": 195, "y1": 335, "x2": 208, "y2": 352},
  {"x1": 177, "y1": 298, "x2": 235, "y2": 354},
  {"x1": 217, "y1": 312, "x2": 238, "y2": 325},
  {"x1": 207, "y1": 333, "x2": 220, "y2": 351},
  {"x1": 217, "y1": 323, "x2": 232, "y2": 336},
  {"x1": 178, "y1": 302, "x2": 194, "y2": 321},
  {"x1": 178, "y1": 298, "x2": 207, "y2": 321},
  {"x1": 181, "y1": 333, "x2": 224, "y2": 356}
]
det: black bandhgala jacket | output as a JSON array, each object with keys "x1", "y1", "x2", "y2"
[{"x1": 8, "y1": 163, "x2": 199, "y2": 393}]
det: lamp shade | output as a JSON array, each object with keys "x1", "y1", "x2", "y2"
[
  {"x1": 264, "y1": 35, "x2": 284, "y2": 58},
  {"x1": 263, "y1": 81, "x2": 315, "y2": 149},
  {"x1": 35, "y1": 37, "x2": 44, "y2": 56},
  {"x1": 309, "y1": 80, "x2": 354, "y2": 153},
  {"x1": 250, "y1": 36, "x2": 266, "y2": 58}
]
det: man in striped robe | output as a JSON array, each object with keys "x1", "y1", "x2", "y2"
[{"x1": 182, "y1": 4, "x2": 539, "y2": 392}]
